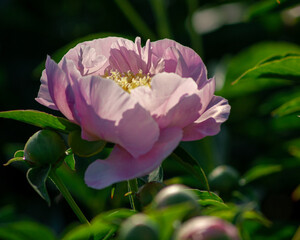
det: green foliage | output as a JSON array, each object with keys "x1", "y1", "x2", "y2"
[
  {"x1": 26, "y1": 165, "x2": 51, "y2": 205},
  {"x1": 0, "y1": 221, "x2": 57, "y2": 240},
  {"x1": 0, "y1": 110, "x2": 79, "y2": 133}
]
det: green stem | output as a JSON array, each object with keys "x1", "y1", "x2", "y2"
[
  {"x1": 127, "y1": 178, "x2": 139, "y2": 211},
  {"x1": 149, "y1": 0, "x2": 173, "y2": 39},
  {"x1": 114, "y1": 0, "x2": 157, "y2": 40},
  {"x1": 186, "y1": 0, "x2": 203, "y2": 56},
  {"x1": 49, "y1": 170, "x2": 90, "y2": 225}
]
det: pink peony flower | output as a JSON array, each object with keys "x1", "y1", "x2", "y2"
[
  {"x1": 175, "y1": 216, "x2": 240, "y2": 240},
  {"x1": 36, "y1": 37, "x2": 230, "y2": 189}
]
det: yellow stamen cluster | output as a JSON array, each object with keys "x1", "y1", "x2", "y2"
[{"x1": 103, "y1": 69, "x2": 151, "y2": 92}]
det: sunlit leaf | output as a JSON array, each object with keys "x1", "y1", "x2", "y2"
[
  {"x1": 223, "y1": 56, "x2": 300, "y2": 97},
  {"x1": 224, "y1": 42, "x2": 300, "y2": 85},
  {"x1": 26, "y1": 165, "x2": 51, "y2": 205},
  {"x1": 0, "y1": 110, "x2": 79, "y2": 133},
  {"x1": 64, "y1": 153, "x2": 76, "y2": 171},
  {"x1": 62, "y1": 222, "x2": 113, "y2": 240}
]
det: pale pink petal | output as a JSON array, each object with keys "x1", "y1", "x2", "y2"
[
  {"x1": 35, "y1": 69, "x2": 59, "y2": 110},
  {"x1": 61, "y1": 37, "x2": 124, "y2": 75},
  {"x1": 85, "y1": 127, "x2": 183, "y2": 189},
  {"x1": 45, "y1": 56, "x2": 76, "y2": 121},
  {"x1": 151, "y1": 39, "x2": 207, "y2": 87},
  {"x1": 79, "y1": 45, "x2": 107, "y2": 75},
  {"x1": 73, "y1": 75, "x2": 159, "y2": 157},
  {"x1": 108, "y1": 37, "x2": 150, "y2": 74},
  {"x1": 197, "y1": 77, "x2": 216, "y2": 115},
  {"x1": 131, "y1": 73, "x2": 201, "y2": 129},
  {"x1": 182, "y1": 96, "x2": 230, "y2": 141}
]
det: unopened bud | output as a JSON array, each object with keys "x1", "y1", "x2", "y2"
[
  {"x1": 175, "y1": 216, "x2": 240, "y2": 240},
  {"x1": 24, "y1": 129, "x2": 66, "y2": 166},
  {"x1": 118, "y1": 214, "x2": 159, "y2": 240}
]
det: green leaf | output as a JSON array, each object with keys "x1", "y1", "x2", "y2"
[
  {"x1": 224, "y1": 42, "x2": 300, "y2": 85},
  {"x1": 63, "y1": 209, "x2": 135, "y2": 240},
  {"x1": 223, "y1": 56, "x2": 300, "y2": 97},
  {"x1": 0, "y1": 110, "x2": 80, "y2": 133},
  {"x1": 189, "y1": 189, "x2": 227, "y2": 208},
  {"x1": 241, "y1": 164, "x2": 282, "y2": 185},
  {"x1": 64, "y1": 151, "x2": 76, "y2": 171},
  {"x1": 26, "y1": 165, "x2": 51, "y2": 205},
  {"x1": 189, "y1": 189, "x2": 223, "y2": 203},
  {"x1": 93, "y1": 209, "x2": 136, "y2": 226},
  {"x1": 172, "y1": 147, "x2": 210, "y2": 191},
  {"x1": 0, "y1": 221, "x2": 56, "y2": 240},
  {"x1": 148, "y1": 203, "x2": 196, "y2": 240},
  {"x1": 241, "y1": 158, "x2": 300, "y2": 185},
  {"x1": 243, "y1": 211, "x2": 272, "y2": 227},
  {"x1": 272, "y1": 96, "x2": 300, "y2": 117}
]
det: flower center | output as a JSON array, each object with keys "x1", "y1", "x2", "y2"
[{"x1": 103, "y1": 69, "x2": 151, "y2": 92}]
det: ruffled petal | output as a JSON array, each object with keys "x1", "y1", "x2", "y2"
[
  {"x1": 85, "y1": 127, "x2": 183, "y2": 189},
  {"x1": 61, "y1": 37, "x2": 123, "y2": 75},
  {"x1": 44, "y1": 56, "x2": 76, "y2": 121},
  {"x1": 108, "y1": 37, "x2": 151, "y2": 74},
  {"x1": 73, "y1": 75, "x2": 159, "y2": 157},
  {"x1": 131, "y1": 72, "x2": 201, "y2": 129},
  {"x1": 182, "y1": 96, "x2": 230, "y2": 141},
  {"x1": 151, "y1": 39, "x2": 207, "y2": 87},
  {"x1": 35, "y1": 69, "x2": 59, "y2": 110}
]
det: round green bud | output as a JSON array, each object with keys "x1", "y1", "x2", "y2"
[
  {"x1": 153, "y1": 184, "x2": 199, "y2": 210},
  {"x1": 68, "y1": 130, "x2": 106, "y2": 157},
  {"x1": 24, "y1": 129, "x2": 66, "y2": 166},
  {"x1": 118, "y1": 214, "x2": 159, "y2": 240},
  {"x1": 208, "y1": 165, "x2": 239, "y2": 194}
]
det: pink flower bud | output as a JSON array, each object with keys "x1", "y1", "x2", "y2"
[{"x1": 176, "y1": 216, "x2": 240, "y2": 240}]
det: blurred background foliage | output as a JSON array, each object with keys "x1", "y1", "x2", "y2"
[{"x1": 1, "y1": 0, "x2": 300, "y2": 239}]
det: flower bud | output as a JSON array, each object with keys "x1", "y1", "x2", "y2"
[
  {"x1": 68, "y1": 130, "x2": 106, "y2": 157},
  {"x1": 175, "y1": 216, "x2": 240, "y2": 240},
  {"x1": 118, "y1": 214, "x2": 159, "y2": 240},
  {"x1": 208, "y1": 165, "x2": 239, "y2": 194},
  {"x1": 153, "y1": 184, "x2": 199, "y2": 210},
  {"x1": 24, "y1": 129, "x2": 66, "y2": 166}
]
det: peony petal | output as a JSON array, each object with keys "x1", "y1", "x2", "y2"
[
  {"x1": 73, "y1": 75, "x2": 159, "y2": 157},
  {"x1": 131, "y1": 72, "x2": 202, "y2": 129},
  {"x1": 108, "y1": 37, "x2": 150, "y2": 74},
  {"x1": 151, "y1": 39, "x2": 207, "y2": 87},
  {"x1": 35, "y1": 69, "x2": 59, "y2": 110},
  {"x1": 197, "y1": 77, "x2": 216, "y2": 115},
  {"x1": 85, "y1": 127, "x2": 183, "y2": 189},
  {"x1": 61, "y1": 37, "x2": 124, "y2": 75},
  {"x1": 182, "y1": 96, "x2": 230, "y2": 141},
  {"x1": 45, "y1": 56, "x2": 76, "y2": 121}
]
